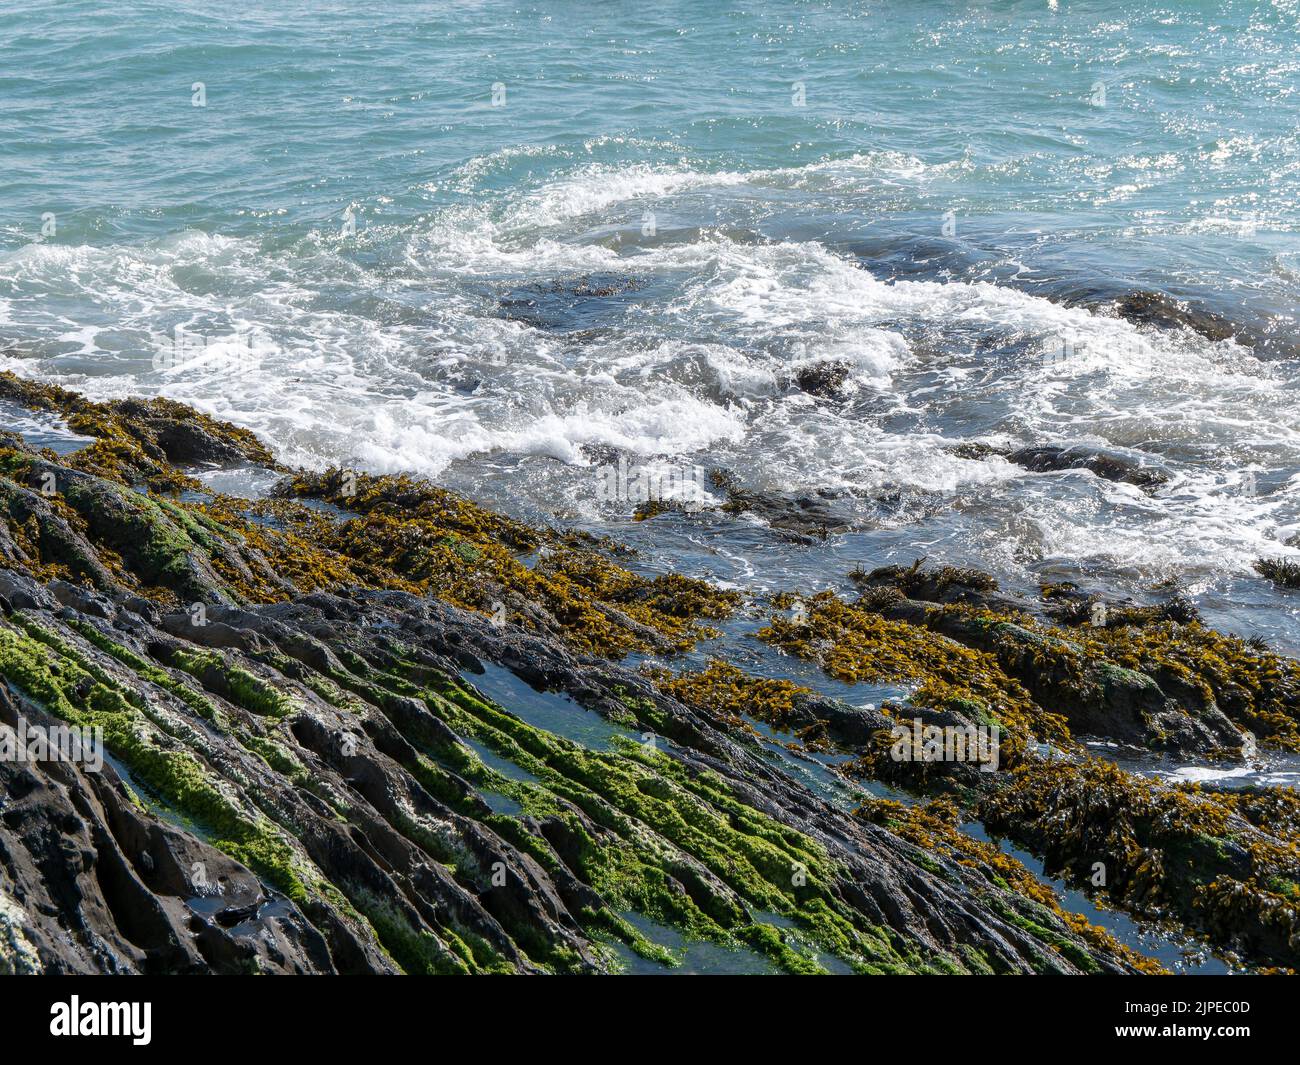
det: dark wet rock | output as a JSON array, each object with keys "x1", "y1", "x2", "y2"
[
  {"x1": 859, "y1": 596, "x2": 1249, "y2": 759},
  {"x1": 1047, "y1": 286, "x2": 1300, "y2": 359},
  {"x1": 825, "y1": 566, "x2": 1246, "y2": 759},
  {"x1": 793, "y1": 360, "x2": 851, "y2": 397},
  {"x1": 0, "y1": 477, "x2": 119, "y2": 593},
  {"x1": 0, "y1": 578, "x2": 1146, "y2": 974},
  {"x1": 0, "y1": 686, "x2": 343, "y2": 974},
  {"x1": 851, "y1": 559, "x2": 1021, "y2": 612},
  {"x1": 788, "y1": 563, "x2": 1260, "y2": 761},
  {"x1": 48, "y1": 579, "x2": 114, "y2": 618},
  {"x1": 1004, "y1": 445, "x2": 1169, "y2": 490},
  {"x1": 798, "y1": 693, "x2": 893, "y2": 747},
  {"x1": 1040, "y1": 582, "x2": 1201, "y2": 628},
  {"x1": 0, "y1": 381, "x2": 1152, "y2": 974},
  {"x1": 631, "y1": 498, "x2": 698, "y2": 522},
  {"x1": 753, "y1": 584, "x2": 1300, "y2": 966},
  {"x1": 0, "y1": 570, "x2": 56, "y2": 613},
  {"x1": 947, "y1": 441, "x2": 1010, "y2": 462},
  {"x1": 578, "y1": 442, "x2": 629, "y2": 467},
  {"x1": 115, "y1": 399, "x2": 268, "y2": 468},
  {"x1": 2, "y1": 377, "x2": 1278, "y2": 975},
  {"x1": 626, "y1": 469, "x2": 868, "y2": 542},
  {"x1": 709, "y1": 469, "x2": 854, "y2": 541},
  {"x1": 0, "y1": 371, "x2": 277, "y2": 482},
  {"x1": 949, "y1": 440, "x2": 1170, "y2": 490},
  {"x1": 496, "y1": 275, "x2": 644, "y2": 333},
  {"x1": 723, "y1": 492, "x2": 846, "y2": 540},
  {"x1": 1111, "y1": 290, "x2": 1238, "y2": 344}
]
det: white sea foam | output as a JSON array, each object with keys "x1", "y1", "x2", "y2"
[{"x1": 3, "y1": 155, "x2": 1299, "y2": 590}]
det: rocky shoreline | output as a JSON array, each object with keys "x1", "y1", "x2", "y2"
[{"x1": 1, "y1": 371, "x2": 1296, "y2": 974}]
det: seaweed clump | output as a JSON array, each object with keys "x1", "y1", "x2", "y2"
[
  {"x1": 856, "y1": 797, "x2": 1165, "y2": 975},
  {"x1": 851, "y1": 558, "x2": 998, "y2": 603},
  {"x1": 833, "y1": 566, "x2": 1294, "y2": 757},
  {"x1": 1078, "y1": 620, "x2": 1300, "y2": 751},
  {"x1": 1255, "y1": 558, "x2": 1300, "y2": 590},
  {"x1": 0, "y1": 380, "x2": 742, "y2": 656},
  {"x1": 276, "y1": 468, "x2": 741, "y2": 657},
  {"x1": 0, "y1": 371, "x2": 277, "y2": 491},
  {"x1": 759, "y1": 591, "x2": 1069, "y2": 763},
  {"x1": 977, "y1": 756, "x2": 1300, "y2": 968},
  {"x1": 645, "y1": 658, "x2": 823, "y2": 745}
]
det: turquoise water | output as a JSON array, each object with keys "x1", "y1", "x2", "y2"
[{"x1": 3, "y1": 1, "x2": 1300, "y2": 652}]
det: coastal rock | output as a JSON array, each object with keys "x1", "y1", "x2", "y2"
[
  {"x1": 746, "y1": 577, "x2": 1300, "y2": 966},
  {"x1": 1004, "y1": 445, "x2": 1169, "y2": 490},
  {"x1": 1053, "y1": 287, "x2": 1300, "y2": 360},
  {"x1": 793, "y1": 360, "x2": 851, "y2": 397},
  {"x1": 1111, "y1": 290, "x2": 1238, "y2": 343},
  {"x1": 1039, "y1": 582, "x2": 1201, "y2": 628},
  {"x1": 0, "y1": 380, "x2": 1160, "y2": 974},
  {"x1": 709, "y1": 469, "x2": 855, "y2": 540},
  {"x1": 2, "y1": 377, "x2": 1292, "y2": 974},
  {"x1": 0, "y1": 580, "x2": 1149, "y2": 974},
  {"x1": 949, "y1": 441, "x2": 1169, "y2": 490},
  {"x1": 851, "y1": 571, "x2": 1253, "y2": 758},
  {"x1": 496, "y1": 275, "x2": 643, "y2": 334},
  {"x1": 0, "y1": 372, "x2": 276, "y2": 482},
  {"x1": 0, "y1": 685, "x2": 345, "y2": 974},
  {"x1": 851, "y1": 559, "x2": 1020, "y2": 612}
]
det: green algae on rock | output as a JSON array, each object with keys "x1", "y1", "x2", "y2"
[{"x1": 0, "y1": 569, "x2": 1148, "y2": 974}]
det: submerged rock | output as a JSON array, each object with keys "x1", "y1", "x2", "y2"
[
  {"x1": 708, "y1": 469, "x2": 857, "y2": 541},
  {"x1": 496, "y1": 275, "x2": 644, "y2": 333},
  {"x1": 949, "y1": 440, "x2": 1169, "y2": 490},
  {"x1": 1004, "y1": 444, "x2": 1169, "y2": 490},
  {"x1": 1059, "y1": 287, "x2": 1300, "y2": 360},
  {"x1": 1111, "y1": 290, "x2": 1238, "y2": 343}
]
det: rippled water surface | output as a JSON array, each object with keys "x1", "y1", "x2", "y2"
[{"x1": 2, "y1": 0, "x2": 1299, "y2": 651}]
